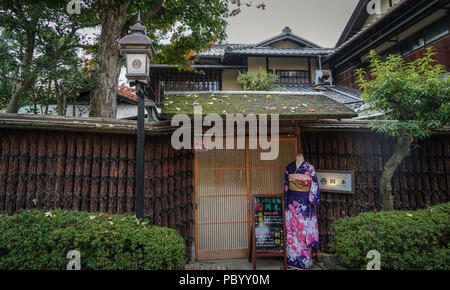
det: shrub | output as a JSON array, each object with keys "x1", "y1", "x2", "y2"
[
  {"x1": 236, "y1": 68, "x2": 281, "y2": 91},
  {"x1": 331, "y1": 203, "x2": 450, "y2": 270},
  {"x1": 0, "y1": 209, "x2": 186, "y2": 270}
]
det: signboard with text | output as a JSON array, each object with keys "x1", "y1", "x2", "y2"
[
  {"x1": 316, "y1": 170, "x2": 355, "y2": 194},
  {"x1": 194, "y1": 139, "x2": 208, "y2": 151},
  {"x1": 250, "y1": 195, "x2": 286, "y2": 270}
]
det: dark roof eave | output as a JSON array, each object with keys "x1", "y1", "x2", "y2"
[
  {"x1": 150, "y1": 64, "x2": 246, "y2": 69},
  {"x1": 160, "y1": 113, "x2": 358, "y2": 120},
  {"x1": 225, "y1": 52, "x2": 333, "y2": 57},
  {"x1": 195, "y1": 54, "x2": 224, "y2": 59},
  {"x1": 0, "y1": 113, "x2": 176, "y2": 135},
  {"x1": 328, "y1": 0, "x2": 423, "y2": 61},
  {"x1": 300, "y1": 119, "x2": 450, "y2": 132},
  {"x1": 335, "y1": 0, "x2": 370, "y2": 48},
  {"x1": 117, "y1": 93, "x2": 137, "y2": 104}
]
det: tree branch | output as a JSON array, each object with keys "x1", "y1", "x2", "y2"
[
  {"x1": 75, "y1": 43, "x2": 97, "y2": 51},
  {"x1": 141, "y1": 2, "x2": 164, "y2": 20},
  {"x1": 0, "y1": 71, "x2": 19, "y2": 82}
]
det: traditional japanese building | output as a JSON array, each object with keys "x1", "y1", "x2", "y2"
[
  {"x1": 153, "y1": 26, "x2": 363, "y2": 260},
  {"x1": 328, "y1": 0, "x2": 450, "y2": 88},
  {"x1": 0, "y1": 0, "x2": 448, "y2": 264},
  {"x1": 155, "y1": 0, "x2": 450, "y2": 261},
  {"x1": 149, "y1": 26, "x2": 365, "y2": 113}
]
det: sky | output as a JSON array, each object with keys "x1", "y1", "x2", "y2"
[{"x1": 225, "y1": 0, "x2": 359, "y2": 48}]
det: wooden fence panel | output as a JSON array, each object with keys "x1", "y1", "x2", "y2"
[
  {"x1": 0, "y1": 128, "x2": 194, "y2": 260},
  {"x1": 302, "y1": 131, "x2": 450, "y2": 252},
  {"x1": 25, "y1": 132, "x2": 37, "y2": 210},
  {"x1": 73, "y1": 134, "x2": 84, "y2": 211},
  {"x1": 0, "y1": 126, "x2": 446, "y2": 257}
]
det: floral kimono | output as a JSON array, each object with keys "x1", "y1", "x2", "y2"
[{"x1": 283, "y1": 160, "x2": 320, "y2": 269}]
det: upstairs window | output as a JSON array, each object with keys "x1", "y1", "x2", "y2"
[
  {"x1": 402, "y1": 37, "x2": 425, "y2": 55},
  {"x1": 155, "y1": 68, "x2": 222, "y2": 92},
  {"x1": 401, "y1": 18, "x2": 449, "y2": 55},
  {"x1": 275, "y1": 70, "x2": 310, "y2": 84},
  {"x1": 424, "y1": 19, "x2": 449, "y2": 44}
]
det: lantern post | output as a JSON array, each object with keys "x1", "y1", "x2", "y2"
[{"x1": 118, "y1": 13, "x2": 157, "y2": 219}]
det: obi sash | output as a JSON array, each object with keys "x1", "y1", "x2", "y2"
[{"x1": 288, "y1": 173, "x2": 311, "y2": 192}]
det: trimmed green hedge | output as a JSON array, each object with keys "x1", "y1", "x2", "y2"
[
  {"x1": 0, "y1": 209, "x2": 186, "y2": 270},
  {"x1": 331, "y1": 203, "x2": 450, "y2": 270}
]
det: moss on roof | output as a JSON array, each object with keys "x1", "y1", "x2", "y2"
[{"x1": 161, "y1": 93, "x2": 357, "y2": 120}]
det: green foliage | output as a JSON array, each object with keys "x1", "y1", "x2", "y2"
[
  {"x1": 0, "y1": 29, "x2": 15, "y2": 109},
  {"x1": 356, "y1": 47, "x2": 450, "y2": 141},
  {"x1": 0, "y1": 209, "x2": 186, "y2": 270},
  {"x1": 1, "y1": 0, "x2": 264, "y2": 115},
  {"x1": 331, "y1": 203, "x2": 450, "y2": 270},
  {"x1": 0, "y1": 0, "x2": 98, "y2": 114},
  {"x1": 131, "y1": 0, "x2": 265, "y2": 68},
  {"x1": 69, "y1": 0, "x2": 264, "y2": 70},
  {"x1": 236, "y1": 68, "x2": 281, "y2": 91}
]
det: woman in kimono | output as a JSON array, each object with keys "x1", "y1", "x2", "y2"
[{"x1": 283, "y1": 154, "x2": 320, "y2": 269}]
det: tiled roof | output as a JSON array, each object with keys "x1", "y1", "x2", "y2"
[
  {"x1": 198, "y1": 45, "x2": 228, "y2": 57},
  {"x1": 226, "y1": 47, "x2": 333, "y2": 56},
  {"x1": 255, "y1": 26, "x2": 322, "y2": 48},
  {"x1": 161, "y1": 92, "x2": 357, "y2": 120},
  {"x1": 117, "y1": 84, "x2": 137, "y2": 103},
  {"x1": 119, "y1": 81, "x2": 365, "y2": 113},
  {"x1": 198, "y1": 26, "x2": 333, "y2": 58},
  {"x1": 198, "y1": 44, "x2": 332, "y2": 57},
  {"x1": 279, "y1": 84, "x2": 364, "y2": 111}
]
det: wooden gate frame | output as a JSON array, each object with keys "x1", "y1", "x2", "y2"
[{"x1": 194, "y1": 136, "x2": 298, "y2": 261}]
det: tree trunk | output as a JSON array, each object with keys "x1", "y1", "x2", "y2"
[
  {"x1": 45, "y1": 79, "x2": 51, "y2": 115},
  {"x1": 89, "y1": 1, "x2": 129, "y2": 119},
  {"x1": 62, "y1": 88, "x2": 67, "y2": 116},
  {"x1": 6, "y1": 30, "x2": 36, "y2": 113},
  {"x1": 380, "y1": 137, "x2": 412, "y2": 211},
  {"x1": 73, "y1": 93, "x2": 77, "y2": 117},
  {"x1": 55, "y1": 80, "x2": 62, "y2": 115},
  {"x1": 7, "y1": 81, "x2": 22, "y2": 114}
]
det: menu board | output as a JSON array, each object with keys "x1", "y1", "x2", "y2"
[
  {"x1": 251, "y1": 195, "x2": 286, "y2": 269},
  {"x1": 253, "y1": 196, "x2": 284, "y2": 253}
]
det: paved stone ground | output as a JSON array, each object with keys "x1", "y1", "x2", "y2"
[{"x1": 185, "y1": 258, "x2": 327, "y2": 270}]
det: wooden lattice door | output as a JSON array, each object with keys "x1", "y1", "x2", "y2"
[{"x1": 194, "y1": 137, "x2": 297, "y2": 260}]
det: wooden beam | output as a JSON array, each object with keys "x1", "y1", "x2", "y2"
[{"x1": 308, "y1": 57, "x2": 312, "y2": 83}]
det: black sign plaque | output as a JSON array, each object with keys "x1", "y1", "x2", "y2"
[{"x1": 250, "y1": 195, "x2": 287, "y2": 270}]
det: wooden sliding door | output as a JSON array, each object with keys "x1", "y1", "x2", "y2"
[
  {"x1": 248, "y1": 138, "x2": 297, "y2": 196},
  {"x1": 195, "y1": 137, "x2": 297, "y2": 260}
]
